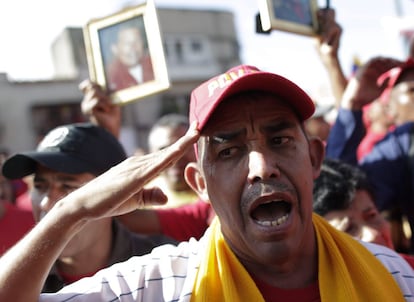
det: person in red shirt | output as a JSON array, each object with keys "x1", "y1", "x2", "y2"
[
  {"x1": 1, "y1": 123, "x2": 176, "y2": 293},
  {"x1": 357, "y1": 99, "x2": 396, "y2": 161},
  {"x1": 0, "y1": 200, "x2": 34, "y2": 256},
  {"x1": 118, "y1": 199, "x2": 214, "y2": 242}
]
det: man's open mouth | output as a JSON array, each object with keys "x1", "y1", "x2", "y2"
[{"x1": 251, "y1": 200, "x2": 292, "y2": 227}]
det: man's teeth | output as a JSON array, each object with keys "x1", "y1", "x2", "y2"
[{"x1": 256, "y1": 213, "x2": 289, "y2": 226}]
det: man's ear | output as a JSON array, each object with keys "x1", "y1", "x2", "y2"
[
  {"x1": 184, "y1": 162, "x2": 209, "y2": 201},
  {"x1": 308, "y1": 136, "x2": 325, "y2": 179}
]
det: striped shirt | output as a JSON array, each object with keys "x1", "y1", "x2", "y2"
[{"x1": 39, "y1": 231, "x2": 414, "y2": 302}]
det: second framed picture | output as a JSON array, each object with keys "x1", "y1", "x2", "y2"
[
  {"x1": 83, "y1": 0, "x2": 170, "y2": 105},
  {"x1": 258, "y1": 0, "x2": 319, "y2": 36}
]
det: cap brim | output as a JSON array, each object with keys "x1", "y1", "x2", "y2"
[
  {"x1": 2, "y1": 151, "x2": 97, "y2": 179},
  {"x1": 198, "y1": 71, "x2": 315, "y2": 130}
]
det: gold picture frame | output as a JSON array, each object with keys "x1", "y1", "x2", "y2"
[
  {"x1": 83, "y1": 0, "x2": 170, "y2": 105},
  {"x1": 258, "y1": 0, "x2": 319, "y2": 36}
]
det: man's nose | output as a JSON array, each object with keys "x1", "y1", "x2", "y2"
[{"x1": 247, "y1": 150, "x2": 280, "y2": 183}]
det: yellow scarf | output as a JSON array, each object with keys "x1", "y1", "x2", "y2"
[{"x1": 191, "y1": 213, "x2": 404, "y2": 301}]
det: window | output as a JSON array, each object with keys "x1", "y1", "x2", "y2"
[
  {"x1": 190, "y1": 39, "x2": 202, "y2": 52},
  {"x1": 164, "y1": 35, "x2": 211, "y2": 65}
]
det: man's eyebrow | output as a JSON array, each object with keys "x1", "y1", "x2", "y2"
[
  {"x1": 208, "y1": 120, "x2": 297, "y2": 144},
  {"x1": 34, "y1": 174, "x2": 83, "y2": 183},
  {"x1": 262, "y1": 120, "x2": 297, "y2": 132},
  {"x1": 210, "y1": 129, "x2": 245, "y2": 144},
  {"x1": 55, "y1": 175, "x2": 81, "y2": 182}
]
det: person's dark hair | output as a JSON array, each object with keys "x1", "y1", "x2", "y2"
[{"x1": 313, "y1": 158, "x2": 375, "y2": 216}]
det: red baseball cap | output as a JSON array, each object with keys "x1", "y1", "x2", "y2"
[
  {"x1": 189, "y1": 65, "x2": 315, "y2": 131},
  {"x1": 377, "y1": 58, "x2": 414, "y2": 103}
]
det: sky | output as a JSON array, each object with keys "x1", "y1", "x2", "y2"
[{"x1": 0, "y1": 0, "x2": 413, "y2": 100}]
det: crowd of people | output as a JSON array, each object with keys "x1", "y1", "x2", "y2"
[{"x1": 1, "y1": 6, "x2": 414, "y2": 302}]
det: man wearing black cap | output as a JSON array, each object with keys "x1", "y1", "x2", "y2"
[
  {"x1": 0, "y1": 66, "x2": 413, "y2": 301},
  {"x1": 1, "y1": 122, "x2": 176, "y2": 293}
]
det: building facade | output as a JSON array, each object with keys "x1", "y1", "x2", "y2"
[{"x1": 0, "y1": 7, "x2": 240, "y2": 155}]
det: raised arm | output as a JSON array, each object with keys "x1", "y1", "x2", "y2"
[
  {"x1": 326, "y1": 56, "x2": 402, "y2": 163},
  {"x1": 341, "y1": 56, "x2": 402, "y2": 111},
  {"x1": 79, "y1": 79, "x2": 122, "y2": 138},
  {"x1": 0, "y1": 124, "x2": 199, "y2": 302},
  {"x1": 314, "y1": 8, "x2": 347, "y2": 106}
]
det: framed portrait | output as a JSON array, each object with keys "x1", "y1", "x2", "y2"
[
  {"x1": 83, "y1": 0, "x2": 170, "y2": 105},
  {"x1": 258, "y1": 0, "x2": 319, "y2": 36}
]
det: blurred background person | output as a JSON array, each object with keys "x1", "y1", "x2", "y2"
[
  {"x1": 357, "y1": 98, "x2": 396, "y2": 161},
  {"x1": 313, "y1": 158, "x2": 414, "y2": 266},
  {"x1": 326, "y1": 56, "x2": 414, "y2": 252},
  {"x1": 145, "y1": 113, "x2": 198, "y2": 208},
  {"x1": 0, "y1": 149, "x2": 34, "y2": 256},
  {"x1": 304, "y1": 103, "x2": 333, "y2": 142},
  {"x1": 1, "y1": 123, "x2": 176, "y2": 292},
  {"x1": 0, "y1": 199, "x2": 34, "y2": 256}
]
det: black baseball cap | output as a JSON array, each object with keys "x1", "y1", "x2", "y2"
[{"x1": 2, "y1": 123, "x2": 127, "y2": 179}]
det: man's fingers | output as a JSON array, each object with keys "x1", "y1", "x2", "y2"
[
  {"x1": 81, "y1": 87, "x2": 114, "y2": 116},
  {"x1": 158, "y1": 121, "x2": 198, "y2": 161},
  {"x1": 131, "y1": 126, "x2": 198, "y2": 207},
  {"x1": 138, "y1": 122, "x2": 200, "y2": 182},
  {"x1": 113, "y1": 121, "x2": 199, "y2": 190},
  {"x1": 165, "y1": 121, "x2": 199, "y2": 155},
  {"x1": 78, "y1": 79, "x2": 92, "y2": 92},
  {"x1": 140, "y1": 187, "x2": 168, "y2": 206},
  {"x1": 111, "y1": 188, "x2": 167, "y2": 215}
]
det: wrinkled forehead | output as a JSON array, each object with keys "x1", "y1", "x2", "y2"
[
  {"x1": 193, "y1": 91, "x2": 304, "y2": 158},
  {"x1": 195, "y1": 92, "x2": 303, "y2": 159},
  {"x1": 201, "y1": 91, "x2": 301, "y2": 132}
]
